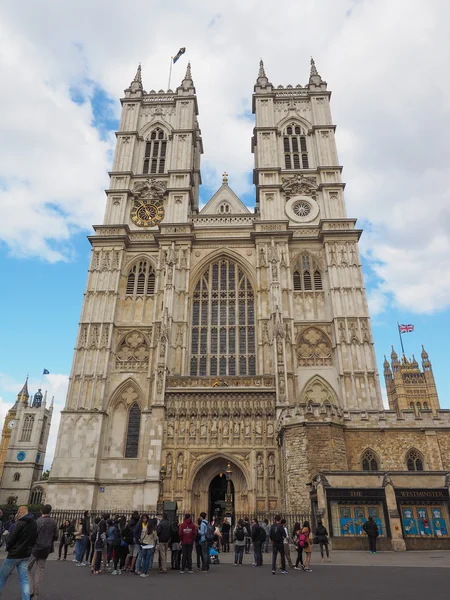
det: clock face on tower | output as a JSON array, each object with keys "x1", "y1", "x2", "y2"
[{"x1": 131, "y1": 199, "x2": 165, "y2": 228}]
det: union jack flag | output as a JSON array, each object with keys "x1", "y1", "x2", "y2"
[{"x1": 398, "y1": 324, "x2": 414, "y2": 334}]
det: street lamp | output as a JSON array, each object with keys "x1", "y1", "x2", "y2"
[
  {"x1": 225, "y1": 462, "x2": 233, "y2": 519},
  {"x1": 157, "y1": 463, "x2": 166, "y2": 514}
]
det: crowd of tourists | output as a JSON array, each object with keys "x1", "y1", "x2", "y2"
[{"x1": 0, "y1": 503, "x2": 380, "y2": 598}]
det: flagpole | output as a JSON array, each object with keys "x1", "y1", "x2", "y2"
[
  {"x1": 40, "y1": 372, "x2": 44, "y2": 388},
  {"x1": 168, "y1": 57, "x2": 173, "y2": 90},
  {"x1": 397, "y1": 322, "x2": 405, "y2": 355}
]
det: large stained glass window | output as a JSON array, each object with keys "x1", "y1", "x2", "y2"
[
  {"x1": 190, "y1": 259, "x2": 256, "y2": 377},
  {"x1": 125, "y1": 403, "x2": 141, "y2": 458}
]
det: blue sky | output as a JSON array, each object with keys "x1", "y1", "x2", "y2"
[{"x1": 1, "y1": 0, "x2": 450, "y2": 469}]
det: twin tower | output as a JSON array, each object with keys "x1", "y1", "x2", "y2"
[{"x1": 43, "y1": 60, "x2": 448, "y2": 553}]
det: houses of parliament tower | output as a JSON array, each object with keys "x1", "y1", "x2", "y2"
[{"x1": 47, "y1": 59, "x2": 450, "y2": 551}]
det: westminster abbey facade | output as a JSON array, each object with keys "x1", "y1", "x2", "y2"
[{"x1": 47, "y1": 60, "x2": 450, "y2": 551}]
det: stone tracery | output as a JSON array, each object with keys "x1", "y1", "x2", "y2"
[{"x1": 296, "y1": 327, "x2": 332, "y2": 366}]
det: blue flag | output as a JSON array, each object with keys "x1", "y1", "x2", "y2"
[
  {"x1": 173, "y1": 47, "x2": 186, "y2": 63},
  {"x1": 43, "y1": 369, "x2": 50, "y2": 375}
]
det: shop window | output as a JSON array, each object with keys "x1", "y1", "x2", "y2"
[
  {"x1": 330, "y1": 502, "x2": 386, "y2": 538},
  {"x1": 401, "y1": 505, "x2": 449, "y2": 538}
]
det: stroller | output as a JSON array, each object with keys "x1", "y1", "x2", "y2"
[{"x1": 209, "y1": 545, "x2": 220, "y2": 565}]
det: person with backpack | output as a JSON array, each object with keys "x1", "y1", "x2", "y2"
[
  {"x1": 156, "y1": 513, "x2": 171, "y2": 573},
  {"x1": 251, "y1": 518, "x2": 264, "y2": 566},
  {"x1": 58, "y1": 520, "x2": 74, "y2": 561},
  {"x1": 112, "y1": 515, "x2": 128, "y2": 575},
  {"x1": 362, "y1": 516, "x2": 379, "y2": 554},
  {"x1": 93, "y1": 514, "x2": 108, "y2": 574},
  {"x1": 233, "y1": 519, "x2": 246, "y2": 566},
  {"x1": 170, "y1": 517, "x2": 181, "y2": 570},
  {"x1": 316, "y1": 519, "x2": 330, "y2": 562},
  {"x1": 105, "y1": 519, "x2": 115, "y2": 568},
  {"x1": 269, "y1": 515, "x2": 287, "y2": 575},
  {"x1": 301, "y1": 521, "x2": 313, "y2": 572},
  {"x1": 292, "y1": 522, "x2": 303, "y2": 570},
  {"x1": 198, "y1": 512, "x2": 214, "y2": 572}
]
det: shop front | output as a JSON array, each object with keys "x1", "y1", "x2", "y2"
[
  {"x1": 326, "y1": 488, "x2": 391, "y2": 550},
  {"x1": 396, "y1": 488, "x2": 450, "y2": 550}
]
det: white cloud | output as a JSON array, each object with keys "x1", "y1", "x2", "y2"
[{"x1": 0, "y1": 0, "x2": 450, "y2": 311}]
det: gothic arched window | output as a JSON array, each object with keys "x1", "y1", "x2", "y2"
[
  {"x1": 13, "y1": 473, "x2": 20, "y2": 482},
  {"x1": 406, "y1": 449, "x2": 424, "y2": 471},
  {"x1": 423, "y1": 402, "x2": 428, "y2": 409},
  {"x1": 283, "y1": 123, "x2": 309, "y2": 170},
  {"x1": 293, "y1": 255, "x2": 322, "y2": 292},
  {"x1": 143, "y1": 127, "x2": 167, "y2": 174},
  {"x1": 190, "y1": 259, "x2": 256, "y2": 377},
  {"x1": 361, "y1": 449, "x2": 379, "y2": 471},
  {"x1": 218, "y1": 202, "x2": 231, "y2": 214},
  {"x1": 126, "y1": 261, "x2": 156, "y2": 297},
  {"x1": 20, "y1": 415, "x2": 34, "y2": 442},
  {"x1": 29, "y1": 486, "x2": 44, "y2": 505},
  {"x1": 125, "y1": 403, "x2": 141, "y2": 458}
]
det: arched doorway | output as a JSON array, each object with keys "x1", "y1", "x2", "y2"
[
  {"x1": 191, "y1": 456, "x2": 250, "y2": 518},
  {"x1": 209, "y1": 473, "x2": 235, "y2": 521}
]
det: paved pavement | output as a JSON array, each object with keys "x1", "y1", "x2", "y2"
[{"x1": 0, "y1": 551, "x2": 449, "y2": 600}]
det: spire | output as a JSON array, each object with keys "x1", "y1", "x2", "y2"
[
  {"x1": 421, "y1": 344, "x2": 429, "y2": 361},
  {"x1": 256, "y1": 59, "x2": 270, "y2": 87},
  {"x1": 18, "y1": 377, "x2": 29, "y2": 399},
  {"x1": 258, "y1": 59, "x2": 266, "y2": 79},
  {"x1": 134, "y1": 63, "x2": 142, "y2": 85},
  {"x1": 50, "y1": 396, "x2": 54, "y2": 410},
  {"x1": 185, "y1": 62, "x2": 192, "y2": 81},
  {"x1": 309, "y1": 56, "x2": 324, "y2": 86},
  {"x1": 180, "y1": 62, "x2": 194, "y2": 90},
  {"x1": 383, "y1": 355, "x2": 390, "y2": 368},
  {"x1": 390, "y1": 345, "x2": 399, "y2": 362},
  {"x1": 411, "y1": 354, "x2": 419, "y2": 368},
  {"x1": 129, "y1": 63, "x2": 144, "y2": 94}
]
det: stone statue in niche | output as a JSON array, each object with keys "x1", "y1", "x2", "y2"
[
  {"x1": 190, "y1": 422, "x2": 196, "y2": 437},
  {"x1": 233, "y1": 421, "x2": 240, "y2": 436},
  {"x1": 167, "y1": 421, "x2": 174, "y2": 438},
  {"x1": 245, "y1": 420, "x2": 251, "y2": 437},
  {"x1": 268, "y1": 453, "x2": 275, "y2": 478},
  {"x1": 223, "y1": 421, "x2": 230, "y2": 437},
  {"x1": 255, "y1": 419, "x2": 262, "y2": 437},
  {"x1": 177, "y1": 453, "x2": 184, "y2": 478},
  {"x1": 179, "y1": 421, "x2": 186, "y2": 436},
  {"x1": 259, "y1": 246, "x2": 267, "y2": 267},
  {"x1": 267, "y1": 422, "x2": 274, "y2": 437},
  {"x1": 200, "y1": 422, "x2": 207, "y2": 437},
  {"x1": 211, "y1": 420, "x2": 218, "y2": 437},
  {"x1": 166, "y1": 453, "x2": 172, "y2": 478},
  {"x1": 256, "y1": 454, "x2": 264, "y2": 478}
]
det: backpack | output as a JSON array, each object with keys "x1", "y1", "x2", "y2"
[
  {"x1": 299, "y1": 530, "x2": 309, "y2": 548},
  {"x1": 90, "y1": 525, "x2": 98, "y2": 543},
  {"x1": 270, "y1": 523, "x2": 284, "y2": 544},
  {"x1": 235, "y1": 526, "x2": 245, "y2": 542},
  {"x1": 205, "y1": 522, "x2": 215, "y2": 542},
  {"x1": 259, "y1": 526, "x2": 267, "y2": 543}
]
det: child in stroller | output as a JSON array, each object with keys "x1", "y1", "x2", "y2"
[{"x1": 209, "y1": 542, "x2": 220, "y2": 565}]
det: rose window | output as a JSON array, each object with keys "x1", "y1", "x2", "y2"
[{"x1": 292, "y1": 201, "x2": 311, "y2": 217}]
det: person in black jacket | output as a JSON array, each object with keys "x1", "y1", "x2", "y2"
[
  {"x1": 28, "y1": 504, "x2": 58, "y2": 599},
  {"x1": 251, "y1": 518, "x2": 263, "y2": 567},
  {"x1": 58, "y1": 520, "x2": 74, "y2": 560},
  {"x1": 0, "y1": 505, "x2": 37, "y2": 600},
  {"x1": 363, "y1": 516, "x2": 379, "y2": 554},
  {"x1": 316, "y1": 519, "x2": 330, "y2": 562},
  {"x1": 156, "y1": 513, "x2": 171, "y2": 573},
  {"x1": 269, "y1": 515, "x2": 287, "y2": 575}
]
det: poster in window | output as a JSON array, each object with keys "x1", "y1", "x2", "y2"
[
  {"x1": 417, "y1": 507, "x2": 431, "y2": 536},
  {"x1": 402, "y1": 507, "x2": 417, "y2": 536},
  {"x1": 353, "y1": 507, "x2": 365, "y2": 535},
  {"x1": 339, "y1": 507, "x2": 354, "y2": 535},
  {"x1": 430, "y1": 507, "x2": 447, "y2": 536},
  {"x1": 369, "y1": 506, "x2": 383, "y2": 535}
]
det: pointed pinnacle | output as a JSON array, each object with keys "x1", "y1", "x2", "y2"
[
  {"x1": 133, "y1": 63, "x2": 142, "y2": 84},
  {"x1": 184, "y1": 62, "x2": 192, "y2": 81},
  {"x1": 310, "y1": 57, "x2": 319, "y2": 77},
  {"x1": 258, "y1": 59, "x2": 266, "y2": 79}
]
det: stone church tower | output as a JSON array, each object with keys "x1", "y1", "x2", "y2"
[
  {"x1": 47, "y1": 59, "x2": 383, "y2": 514},
  {"x1": 0, "y1": 382, "x2": 53, "y2": 505}
]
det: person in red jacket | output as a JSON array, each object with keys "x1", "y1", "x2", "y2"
[{"x1": 178, "y1": 514, "x2": 197, "y2": 574}]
